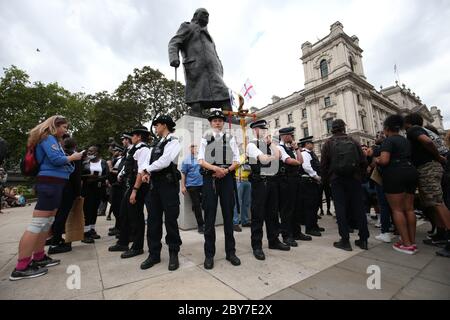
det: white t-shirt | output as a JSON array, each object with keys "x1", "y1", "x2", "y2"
[{"x1": 89, "y1": 161, "x2": 103, "y2": 176}]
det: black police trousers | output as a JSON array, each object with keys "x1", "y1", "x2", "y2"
[
  {"x1": 203, "y1": 174, "x2": 236, "y2": 258},
  {"x1": 330, "y1": 177, "x2": 370, "y2": 241},
  {"x1": 52, "y1": 183, "x2": 76, "y2": 242},
  {"x1": 250, "y1": 177, "x2": 280, "y2": 250},
  {"x1": 187, "y1": 186, "x2": 205, "y2": 228},
  {"x1": 146, "y1": 179, "x2": 182, "y2": 260},
  {"x1": 298, "y1": 179, "x2": 321, "y2": 231},
  {"x1": 118, "y1": 184, "x2": 149, "y2": 250},
  {"x1": 279, "y1": 175, "x2": 298, "y2": 239},
  {"x1": 111, "y1": 184, "x2": 125, "y2": 230}
]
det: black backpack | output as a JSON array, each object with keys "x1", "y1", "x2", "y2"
[{"x1": 330, "y1": 137, "x2": 360, "y2": 176}]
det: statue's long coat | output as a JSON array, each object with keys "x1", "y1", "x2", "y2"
[{"x1": 168, "y1": 22, "x2": 230, "y2": 105}]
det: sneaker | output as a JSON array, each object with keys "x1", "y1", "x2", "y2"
[
  {"x1": 436, "y1": 244, "x2": 450, "y2": 258},
  {"x1": 9, "y1": 264, "x2": 48, "y2": 281},
  {"x1": 32, "y1": 255, "x2": 61, "y2": 268},
  {"x1": 242, "y1": 223, "x2": 251, "y2": 228},
  {"x1": 392, "y1": 243, "x2": 416, "y2": 255},
  {"x1": 375, "y1": 233, "x2": 392, "y2": 243},
  {"x1": 233, "y1": 225, "x2": 242, "y2": 232}
]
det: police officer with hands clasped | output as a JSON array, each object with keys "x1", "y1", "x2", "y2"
[
  {"x1": 278, "y1": 127, "x2": 304, "y2": 247},
  {"x1": 108, "y1": 126, "x2": 151, "y2": 260},
  {"x1": 198, "y1": 110, "x2": 241, "y2": 270},
  {"x1": 247, "y1": 120, "x2": 291, "y2": 261},
  {"x1": 298, "y1": 136, "x2": 325, "y2": 237}
]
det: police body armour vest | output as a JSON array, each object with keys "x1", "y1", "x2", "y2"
[
  {"x1": 299, "y1": 150, "x2": 321, "y2": 177},
  {"x1": 123, "y1": 144, "x2": 148, "y2": 182},
  {"x1": 279, "y1": 144, "x2": 298, "y2": 176},
  {"x1": 150, "y1": 136, "x2": 177, "y2": 178},
  {"x1": 248, "y1": 139, "x2": 277, "y2": 177},
  {"x1": 204, "y1": 133, "x2": 233, "y2": 166}
]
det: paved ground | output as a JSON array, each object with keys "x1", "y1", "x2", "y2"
[{"x1": 0, "y1": 205, "x2": 449, "y2": 300}]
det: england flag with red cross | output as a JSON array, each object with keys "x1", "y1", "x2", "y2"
[{"x1": 240, "y1": 79, "x2": 256, "y2": 101}]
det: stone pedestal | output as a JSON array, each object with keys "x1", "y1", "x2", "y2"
[{"x1": 175, "y1": 114, "x2": 245, "y2": 230}]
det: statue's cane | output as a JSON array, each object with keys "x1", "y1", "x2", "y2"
[{"x1": 174, "y1": 67, "x2": 178, "y2": 109}]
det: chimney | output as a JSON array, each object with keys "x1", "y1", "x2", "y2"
[{"x1": 271, "y1": 95, "x2": 281, "y2": 104}]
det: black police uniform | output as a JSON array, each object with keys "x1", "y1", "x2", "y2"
[
  {"x1": 248, "y1": 139, "x2": 283, "y2": 251},
  {"x1": 116, "y1": 143, "x2": 150, "y2": 251},
  {"x1": 298, "y1": 148, "x2": 322, "y2": 233},
  {"x1": 110, "y1": 154, "x2": 126, "y2": 232},
  {"x1": 146, "y1": 136, "x2": 183, "y2": 261},
  {"x1": 278, "y1": 143, "x2": 299, "y2": 244},
  {"x1": 202, "y1": 132, "x2": 237, "y2": 260}
]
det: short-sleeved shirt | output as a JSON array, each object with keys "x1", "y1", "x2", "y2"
[
  {"x1": 380, "y1": 135, "x2": 412, "y2": 170},
  {"x1": 181, "y1": 155, "x2": 203, "y2": 187},
  {"x1": 406, "y1": 126, "x2": 434, "y2": 167}
]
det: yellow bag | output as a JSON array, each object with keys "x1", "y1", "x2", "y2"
[
  {"x1": 65, "y1": 197, "x2": 85, "y2": 242},
  {"x1": 370, "y1": 167, "x2": 383, "y2": 186}
]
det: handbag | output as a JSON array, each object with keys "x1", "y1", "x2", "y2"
[
  {"x1": 370, "y1": 167, "x2": 383, "y2": 186},
  {"x1": 65, "y1": 197, "x2": 85, "y2": 242}
]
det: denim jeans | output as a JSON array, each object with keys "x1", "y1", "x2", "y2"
[
  {"x1": 374, "y1": 183, "x2": 392, "y2": 234},
  {"x1": 233, "y1": 180, "x2": 251, "y2": 225}
]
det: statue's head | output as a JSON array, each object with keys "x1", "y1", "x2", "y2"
[{"x1": 192, "y1": 8, "x2": 209, "y2": 27}]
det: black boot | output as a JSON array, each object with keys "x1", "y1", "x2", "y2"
[
  {"x1": 168, "y1": 252, "x2": 179, "y2": 271},
  {"x1": 334, "y1": 239, "x2": 353, "y2": 251},
  {"x1": 355, "y1": 239, "x2": 368, "y2": 250},
  {"x1": 140, "y1": 256, "x2": 161, "y2": 270}
]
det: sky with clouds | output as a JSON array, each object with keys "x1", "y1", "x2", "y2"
[{"x1": 1, "y1": 0, "x2": 449, "y2": 126}]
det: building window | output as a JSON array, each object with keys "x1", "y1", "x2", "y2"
[
  {"x1": 361, "y1": 115, "x2": 366, "y2": 132},
  {"x1": 357, "y1": 94, "x2": 361, "y2": 105},
  {"x1": 325, "y1": 118, "x2": 333, "y2": 134},
  {"x1": 320, "y1": 59, "x2": 329, "y2": 78},
  {"x1": 324, "y1": 97, "x2": 331, "y2": 107},
  {"x1": 287, "y1": 113, "x2": 293, "y2": 124},
  {"x1": 303, "y1": 127, "x2": 309, "y2": 138},
  {"x1": 275, "y1": 118, "x2": 280, "y2": 128},
  {"x1": 349, "y1": 56, "x2": 355, "y2": 72},
  {"x1": 302, "y1": 108, "x2": 307, "y2": 119}
]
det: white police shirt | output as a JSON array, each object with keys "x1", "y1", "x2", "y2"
[{"x1": 301, "y1": 148, "x2": 319, "y2": 178}]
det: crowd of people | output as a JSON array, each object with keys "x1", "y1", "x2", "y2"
[{"x1": 7, "y1": 111, "x2": 450, "y2": 281}]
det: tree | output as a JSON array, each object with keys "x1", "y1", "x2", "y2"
[
  {"x1": 115, "y1": 66, "x2": 187, "y2": 137},
  {"x1": 0, "y1": 66, "x2": 91, "y2": 168}
]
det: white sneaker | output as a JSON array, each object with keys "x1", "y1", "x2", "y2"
[{"x1": 375, "y1": 233, "x2": 392, "y2": 243}]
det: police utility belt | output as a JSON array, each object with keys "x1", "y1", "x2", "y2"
[
  {"x1": 300, "y1": 174, "x2": 318, "y2": 184},
  {"x1": 249, "y1": 173, "x2": 277, "y2": 183}
]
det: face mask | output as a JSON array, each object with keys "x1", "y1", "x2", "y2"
[{"x1": 87, "y1": 155, "x2": 96, "y2": 160}]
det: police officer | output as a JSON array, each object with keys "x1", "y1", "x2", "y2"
[
  {"x1": 109, "y1": 133, "x2": 134, "y2": 237},
  {"x1": 247, "y1": 120, "x2": 291, "y2": 260},
  {"x1": 298, "y1": 136, "x2": 325, "y2": 237},
  {"x1": 198, "y1": 110, "x2": 241, "y2": 270},
  {"x1": 108, "y1": 126, "x2": 151, "y2": 260},
  {"x1": 108, "y1": 144, "x2": 126, "y2": 236},
  {"x1": 140, "y1": 115, "x2": 183, "y2": 271},
  {"x1": 278, "y1": 127, "x2": 303, "y2": 247}
]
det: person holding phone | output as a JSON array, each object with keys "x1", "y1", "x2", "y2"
[{"x1": 81, "y1": 145, "x2": 109, "y2": 243}]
